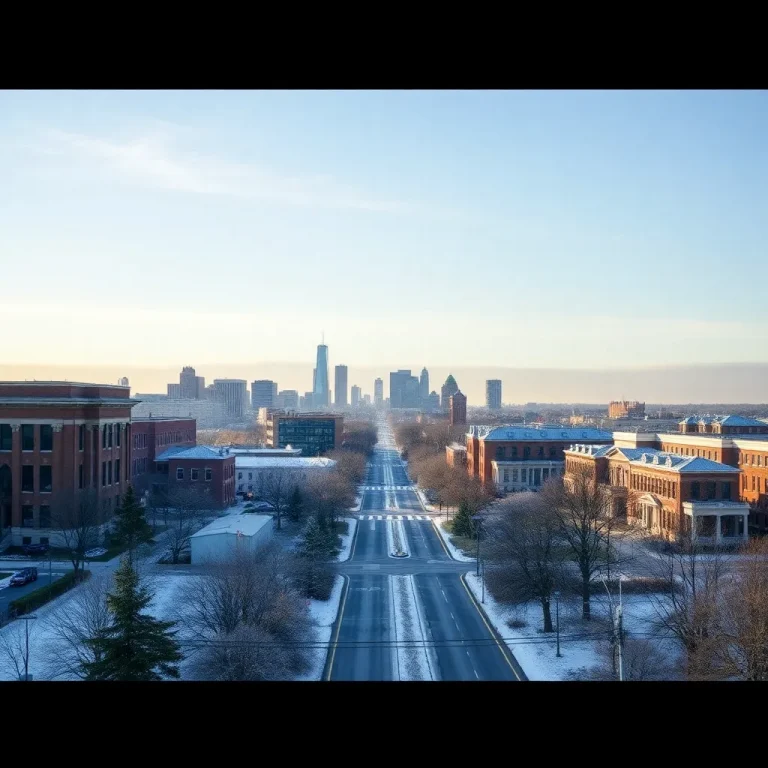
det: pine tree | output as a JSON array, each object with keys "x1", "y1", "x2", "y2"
[
  {"x1": 84, "y1": 557, "x2": 183, "y2": 681},
  {"x1": 451, "y1": 501, "x2": 476, "y2": 539},
  {"x1": 287, "y1": 485, "x2": 304, "y2": 522},
  {"x1": 113, "y1": 485, "x2": 154, "y2": 554}
]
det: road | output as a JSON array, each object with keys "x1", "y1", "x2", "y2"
[
  {"x1": 0, "y1": 567, "x2": 67, "y2": 618},
  {"x1": 325, "y1": 419, "x2": 525, "y2": 681}
]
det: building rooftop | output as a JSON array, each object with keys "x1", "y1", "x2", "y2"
[
  {"x1": 447, "y1": 442, "x2": 467, "y2": 451},
  {"x1": 155, "y1": 445, "x2": 233, "y2": 461},
  {"x1": 235, "y1": 456, "x2": 336, "y2": 470},
  {"x1": 470, "y1": 425, "x2": 613, "y2": 442},
  {"x1": 132, "y1": 416, "x2": 196, "y2": 423},
  {"x1": 228, "y1": 447, "x2": 302, "y2": 457},
  {"x1": 567, "y1": 444, "x2": 739, "y2": 473},
  {"x1": 191, "y1": 514, "x2": 272, "y2": 539},
  {"x1": 679, "y1": 414, "x2": 767, "y2": 428}
]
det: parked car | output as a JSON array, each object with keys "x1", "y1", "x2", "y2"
[
  {"x1": 9, "y1": 568, "x2": 38, "y2": 587},
  {"x1": 22, "y1": 543, "x2": 49, "y2": 556}
]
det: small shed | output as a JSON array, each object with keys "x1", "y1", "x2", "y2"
[{"x1": 190, "y1": 514, "x2": 273, "y2": 564}]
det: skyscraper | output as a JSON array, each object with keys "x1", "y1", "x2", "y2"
[
  {"x1": 450, "y1": 391, "x2": 467, "y2": 426},
  {"x1": 213, "y1": 379, "x2": 248, "y2": 419},
  {"x1": 419, "y1": 367, "x2": 429, "y2": 401},
  {"x1": 179, "y1": 366, "x2": 198, "y2": 400},
  {"x1": 389, "y1": 369, "x2": 420, "y2": 409},
  {"x1": 441, "y1": 375, "x2": 459, "y2": 412},
  {"x1": 351, "y1": 385, "x2": 361, "y2": 408},
  {"x1": 374, "y1": 378, "x2": 384, "y2": 408},
  {"x1": 334, "y1": 365, "x2": 348, "y2": 407},
  {"x1": 486, "y1": 379, "x2": 502, "y2": 410},
  {"x1": 252, "y1": 380, "x2": 278, "y2": 409},
  {"x1": 313, "y1": 342, "x2": 329, "y2": 408},
  {"x1": 278, "y1": 390, "x2": 299, "y2": 410}
]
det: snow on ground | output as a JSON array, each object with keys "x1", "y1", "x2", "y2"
[
  {"x1": 391, "y1": 575, "x2": 436, "y2": 681},
  {"x1": 349, "y1": 494, "x2": 363, "y2": 513},
  {"x1": 433, "y1": 520, "x2": 475, "y2": 563},
  {"x1": 336, "y1": 517, "x2": 357, "y2": 562},
  {"x1": 0, "y1": 575, "x2": 13, "y2": 590},
  {"x1": 464, "y1": 573, "x2": 670, "y2": 680},
  {"x1": 415, "y1": 489, "x2": 438, "y2": 513},
  {"x1": 296, "y1": 574, "x2": 344, "y2": 681},
  {"x1": 387, "y1": 519, "x2": 410, "y2": 558}
]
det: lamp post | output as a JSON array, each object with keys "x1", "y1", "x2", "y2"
[
  {"x1": 21, "y1": 615, "x2": 37, "y2": 681},
  {"x1": 471, "y1": 515, "x2": 483, "y2": 578},
  {"x1": 554, "y1": 591, "x2": 561, "y2": 657}
]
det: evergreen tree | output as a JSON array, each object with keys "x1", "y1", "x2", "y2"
[
  {"x1": 451, "y1": 501, "x2": 476, "y2": 539},
  {"x1": 299, "y1": 515, "x2": 337, "y2": 558},
  {"x1": 113, "y1": 485, "x2": 154, "y2": 554},
  {"x1": 84, "y1": 557, "x2": 183, "y2": 681},
  {"x1": 287, "y1": 485, "x2": 304, "y2": 522}
]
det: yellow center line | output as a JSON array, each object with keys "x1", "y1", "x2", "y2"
[
  {"x1": 460, "y1": 573, "x2": 523, "y2": 681},
  {"x1": 325, "y1": 575, "x2": 350, "y2": 681}
]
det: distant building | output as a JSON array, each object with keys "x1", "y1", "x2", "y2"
[
  {"x1": 419, "y1": 368, "x2": 430, "y2": 403},
  {"x1": 251, "y1": 380, "x2": 278, "y2": 410},
  {"x1": 131, "y1": 398, "x2": 227, "y2": 429},
  {"x1": 441, "y1": 375, "x2": 459, "y2": 412},
  {"x1": 679, "y1": 415, "x2": 768, "y2": 436},
  {"x1": 119, "y1": 377, "x2": 129, "y2": 387},
  {"x1": 426, "y1": 391, "x2": 440, "y2": 412},
  {"x1": 267, "y1": 412, "x2": 343, "y2": 456},
  {"x1": 609, "y1": 400, "x2": 645, "y2": 419},
  {"x1": 334, "y1": 365, "x2": 348, "y2": 407},
  {"x1": 450, "y1": 391, "x2": 467, "y2": 426},
  {"x1": 446, "y1": 442, "x2": 467, "y2": 467},
  {"x1": 486, "y1": 380, "x2": 502, "y2": 410},
  {"x1": 351, "y1": 385, "x2": 361, "y2": 408},
  {"x1": 130, "y1": 417, "x2": 196, "y2": 497},
  {"x1": 313, "y1": 343, "x2": 330, "y2": 408},
  {"x1": 154, "y1": 445, "x2": 236, "y2": 509},
  {"x1": 167, "y1": 383, "x2": 181, "y2": 398},
  {"x1": 390, "y1": 370, "x2": 420, "y2": 409},
  {"x1": 213, "y1": 379, "x2": 248, "y2": 420},
  {"x1": 363, "y1": 394, "x2": 371, "y2": 405},
  {"x1": 374, "y1": 378, "x2": 384, "y2": 408},
  {"x1": 235, "y1": 456, "x2": 336, "y2": 496},
  {"x1": 278, "y1": 390, "x2": 299, "y2": 410},
  {"x1": 300, "y1": 392, "x2": 314, "y2": 411}
]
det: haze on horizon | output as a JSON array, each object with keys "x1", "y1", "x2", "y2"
[{"x1": 2, "y1": 90, "x2": 767, "y2": 397}]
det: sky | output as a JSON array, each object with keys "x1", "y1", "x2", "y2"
[{"x1": 2, "y1": 90, "x2": 767, "y2": 400}]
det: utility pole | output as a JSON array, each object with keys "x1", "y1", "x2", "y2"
[
  {"x1": 472, "y1": 516, "x2": 482, "y2": 578},
  {"x1": 21, "y1": 615, "x2": 37, "y2": 681},
  {"x1": 554, "y1": 591, "x2": 561, "y2": 657},
  {"x1": 616, "y1": 576, "x2": 624, "y2": 682}
]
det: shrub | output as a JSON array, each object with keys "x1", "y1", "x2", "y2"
[
  {"x1": 10, "y1": 570, "x2": 91, "y2": 616},
  {"x1": 507, "y1": 618, "x2": 527, "y2": 630}
]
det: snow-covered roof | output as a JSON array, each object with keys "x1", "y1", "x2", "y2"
[
  {"x1": 565, "y1": 444, "x2": 613, "y2": 458},
  {"x1": 228, "y1": 447, "x2": 302, "y2": 456},
  {"x1": 156, "y1": 445, "x2": 233, "y2": 461},
  {"x1": 191, "y1": 514, "x2": 272, "y2": 539},
  {"x1": 679, "y1": 414, "x2": 767, "y2": 428},
  {"x1": 447, "y1": 442, "x2": 467, "y2": 452},
  {"x1": 568, "y1": 444, "x2": 740, "y2": 473},
  {"x1": 470, "y1": 425, "x2": 613, "y2": 442},
  {"x1": 234, "y1": 456, "x2": 336, "y2": 470}
]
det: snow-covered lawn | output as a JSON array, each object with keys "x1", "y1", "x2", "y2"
[
  {"x1": 391, "y1": 575, "x2": 435, "y2": 680},
  {"x1": 336, "y1": 517, "x2": 357, "y2": 562},
  {"x1": 296, "y1": 574, "x2": 344, "y2": 681},
  {"x1": 464, "y1": 573, "x2": 671, "y2": 681},
  {"x1": 433, "y1": 520, "x2": 475, "y2": 563}
]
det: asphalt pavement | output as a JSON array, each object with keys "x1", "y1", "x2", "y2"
[{"x1": 0, "y1": 568, "x2": 67, "y2": 618}]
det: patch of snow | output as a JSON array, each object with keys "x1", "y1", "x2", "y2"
[
  {"x1": 433, "y1": 520, "x2": 475, "y2": 563},
  {"x1": 415, "y1": 488, "x2": 438, "y2": 513},
  {"x1": 349, "y1": 493, "x2": 364, "y2": 513},
  {"x1": 386, "y1": 519, "x2": 410, "y2": 558},
  {"x1": 0, "y1": 575, "x2": 13, "y2": 590},
  {"x1": 391, "y1": 575, "x2": 436, "y2": 681},
  {"x1": 336, "y1": 517, "x2": 357, "y2": 563},
  {"x1": 296, "y1": 574, "x2": 344, "y2": 681}
]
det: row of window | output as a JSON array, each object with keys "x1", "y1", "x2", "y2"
[
  {"x1": 176, "y1": 467, "x2": 213, "y2": 482},
  {"x1": 501, "y1": 465, "x2": 563, "y2": 486},
  {"x1": 156, "y1": 431, "x2": 194, "y2": 447},
  {"x1": 101, "y1": 459, "x2": 121, "y2": 487},
  {"x1": 0, "y1": 424, "x2": 55, "y2": 452},
  {"x1": 21, "y1": 504, "x2": 51, "y2": 528},
  {"x1": 102, "y1": 423, "x2": 122, "y2": 449},
  {"x1": 495, "y1": 445, "x2": 559, "y2": 460},
  {"x1": 134, "y1": 432, "x2": 148, "y2": 450},
  {"x1": 743, "y1": 475, "x2": 768, "y2": 493},
  {"x1": 132, "y1": 457, "x2": 148, "y2": 476},
  {"x1": 739, "y1": 452, "x2": 768, "y2": 467},
  {"x1": 20, "y1": 465, "x2": 52, "y2": 494},
  {"x1": 662, "y1": 444, "x2": 720, "y2": 461}
]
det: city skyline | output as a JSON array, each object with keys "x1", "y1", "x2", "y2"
[{"x1": 2, "y1": 90, "x2": 767, "y2": 372}]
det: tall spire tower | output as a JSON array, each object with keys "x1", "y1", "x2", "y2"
[{"x1": 313, "y1": 335, "x2": 330, "y2": 408}]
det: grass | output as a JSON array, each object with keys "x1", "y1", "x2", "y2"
[
  {"x1": 9, "y1": 570, "x2": 91, "y2": 616},
  {"x1": 0, "y1": 572, "x2": 12, "y2": 579}
]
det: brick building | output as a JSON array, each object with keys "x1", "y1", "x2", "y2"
[
  {"x1": 564, "y1": 443, "x2": 749, "y2": 545},
  {"x1": 449, "y1": 391, "x2": 467, "y2": 426},
  {"x1": 267, "y1": 412, "x2": 343, "y2": 456},
  {"x1": 0, "y1": 382, "x2": 137, "y2": 547},
  {"x1": 445, "y1": 443, "x2": 467, "y2": 467},
  {"x1": 153, "y1": 446, "x2": 236, "y2": 508},
  {"x1": 608, "y1": 400, "x2": 645, "y2": 419},
  {"x1": 130, "y1": 417, "x2": 196, "y2": 497},
  {"x1": 465, "y1": 424, "x2": 613, "y2": 493}
]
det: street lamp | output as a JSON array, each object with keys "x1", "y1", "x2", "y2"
[
  {"x1": 471, "y1": 515, "x2": 483, "y2": 578},
  {"x1": 554, "y1": 591, "x2": 561, "y2": 657},
  {"x1": 21, "y1": 615, "x2": 37, "y2": 681}
]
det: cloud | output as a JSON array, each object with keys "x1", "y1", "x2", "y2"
[{"x1": 36, "y1": 128, "x2": 411, "y2": 213}]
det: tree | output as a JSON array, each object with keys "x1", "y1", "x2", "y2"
[
  {"x1": 542, "y1": 467, "x2": 616, "y2": 621},
  {"x1": 42, "y1": 571, "x2": 113, "y2": 680},
  {"x1": 326, "y1": 449, "x2": 367, "y2": 486},
  {"x1": 257, "y1": 469, "x2": 298, "y2": 531},
  {"x1": 572, "y1": 637, "x2": 678, "y2": 681},
  {"x1": 451, "y1": 501, "x2": 476, "y2": 539},
  {"x1": 484, "y1": 493, "x2": 565, "y2": 633},
  {"x1": 112, "y1": 485, "x2": 153, "y2": 558},
  {"x1": 84, "y1": 557, "x2": 183, "y2": 681},
  {"x1": 294, "y1": 516, "x2": 337, "y2": 600},
  {"x1": 0, "y1": 619, "x2": 35, "y2": 680},
  {"x1": 50, "y1": 489, "x2": 104, "y2": 578},
  {"x1": 287, "y1": 485, "x2": 304, "y2": 523},
  {"x1": 306, "y1": 470, "x2": 356, "y2": 528},
  {"x1": 164, "y1": 487, "x2": 210, "y2": 564}
]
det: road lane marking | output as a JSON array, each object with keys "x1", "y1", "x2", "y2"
[
  {"x1": 407, "y1": 515, "x2": 414, "y2": 520},
  {"x1": 325, "y1": 576, "x2": 350, "y2": 681},
  {"x1": 441, "y1": 589, "x2": 448, "y2": 602},
  {"x1": 349, "y1": 516, "x2": 361, "y2": 561}
]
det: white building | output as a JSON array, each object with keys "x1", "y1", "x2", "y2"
[
  {"x1": 235, "y1": 456, "x2": 336, "y2": 495},
  {"x1": 190, "y1": 514, "x2": 273, "y2": 564},
  {"x1": 132, "y1": 398, "x2": 227, "y2": 428}
]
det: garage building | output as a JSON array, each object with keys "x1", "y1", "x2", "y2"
[{"x1": 190, "y1": 514, "x2": 273, "y2": 564}]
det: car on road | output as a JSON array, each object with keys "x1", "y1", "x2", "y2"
[
  {"x1": 22, "y1": 543, "x2": 49, "y2": 556},
  {"x1": 9, "y1": 568, "x2": 38, "y2": 587}
]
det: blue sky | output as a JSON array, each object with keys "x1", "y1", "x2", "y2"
[{"x1": 2, "y1": 90, "x2": 767, "y2": 377}]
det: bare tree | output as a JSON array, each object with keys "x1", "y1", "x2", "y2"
[
  {"x1": 326, "y1": 449, "x2": 367, "y2": 487},
  {"x1": 571, "y1": 636, "x2": 678, "y2": 681},
  {"x1": 0, "y1": 619, "x2": 35, "y2": 680},
  {"x1": 305, "y1": 470, "x2": 356, "y2": 528},
  {"x1": 41, "y1": 570, "x2": 113, "y2": 680},
  {"x1": 257, "y1": 469, "x2": 299, "y2": 531},
  {"x1": 484, "y1": 493, "x2": 566, "y2": 632},
  {"x1": 50, "y1": 489, "x2": 104, "y2": 577},
  {"x1": 164, "y1": 488, "x2": 210, "y2": 564},
  {"x1": 542, "y1": 467, "x2": 616, "y2": 621}
]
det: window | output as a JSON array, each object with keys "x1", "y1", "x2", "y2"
[
  {"x1": 79, "y1": 464, "x2": 84, "y2": 489},
  {"x1": 671, "y1": 483, "x2": 676, "y2": 499},
  {"x1": 753, "y1": 475, "x2": 757, "y2": 492},
  {"x1": 707, "y1": 481, "x2": 716, "y2": 500},
  {"x1": 495, "y1": 446, "x2": 505, "y2": 460},
  {"x1": 103, "y1": 425, "x2": 107, "y2": 449},
  {"x1": 238, "y1": 472, "x2": 243, "y2": 480},
  {"x1": 537, "y1": 447, "x2": 544, "y2": 458},
  {"x1": 108, "y1": 461, "x2": 113, "y2": 485},
  {"x1": 40, "y1": 424, "x2": 53, "y2": 451},
  {"x1": 22, "y1": 536, "x2": 31, "y2": 546},
  {"x1": 176, "y1": 467, "x2": 184, "y2": 480},
  {"x1": 511, "y1": 447, "x2": 518, "y2": 457},
  {"x1": 523, "y1": 447, "x2": 531, "y2": 459},
  {"x1": 722, "y1": 481, "x2": 731, "y2": 500},
  {"x1": 205, "y1": 468, "x2": 212, "y2": 482},
  {"x1": 22, "y1": 425, "x2": 34, "y2": 451},
  {"x1": 39, "y1": 465, "x2": 52, "y2": 493},
  {"x1": 40, "y1": 536, "x2": 49, "y2": 546},
  {"x1": 191, "y1": 468, "x2": 199, "y2": 482},
  {"x1": 115, "y1": 459, "x2": 121, "y2": 484},
  {"x1": 40, "y1": 505, "x2": 51, "y2": 527},
  {"x1": 22, "y1": 465, "x2": 34, "y2": 492},
  {"x1": 22, "y1": 505, "x2": 34, "y2": 528},
  {"x1": 102, "y1": 461, "x2": 107, "y2": 487},
  {"x1": 691, "y1": 481, "x2": 700, "y2": 500},
  {"x1": 503, "y1": 469, "x2": 509, "y2": 482},
  {"x1": 0, "y1": 424, "x2": 12, "y2": 451},
  {"x1": 549, "y1": 447, "x2": 557, "y2": 458},
  {"x1": 116, "y1": 424, "x2": 121, "y2": 447},
  {"x1": 108, "y1": 424, "x2": 113, "y2": 448},
  {"x1": 248, "y1": 472, "x2": 253, "y2": 480}
]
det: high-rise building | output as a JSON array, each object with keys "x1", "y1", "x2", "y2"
[
  {"x1": 363, "y1": 394, "x2": 371, "y2": 405},
  {"x1": 389, "y1": 369, "x2": 420, "y2": 409},
  {"x1": 609, "y1": 400, "x2": 646, "y2": 419},
  {"x1": 167, "y1": 383, "x2": 181, "y2": 398},
  {"x1": 267, "y1": 412, "x2": 343, "y2": 456},
  {"x1": 441, "y1": 375, "x2": 459, "y2": 412},
  {"x1": 450, "y1": 391, "x2": 467, "y2": 426},
  {"x1": 313, "y1": 343, "x2": 330, "y2": 408},
  {"x1": 195, "y1": 376, "x2": 206, "y2": 399},
  {"x1": 278, "y1": 390, "x2": 299, "y2": 410},
  {"x1": 213, "y1": 379, "x2": 248, "y2": 420},
  {"x1": 252, "y1": 380, "x2": 278, "y2": 410},
  {"x1": 486, "y1": 379, "x2": 502, "y2": 410},
  {"x1": 351, "y1": 385, "x2": 361, "y2": 408},
  {"x1": 419, "y1": 368, "x2": 430, "y2": 402},
  {"x1": 119, "y1": 376, "x2": 129, "y2": 386},
  {"x1": 426, "y1": 391, "x2": 440, "y2": 412},
  {"x1": 334, "y1": 365, "x2": 348, "y2": 407},
  {"x1": 300, "y1": 391, "x2": 314, "y2": 410},
  {"x1": 179, "y1": 366, "x2": 199, "y2": 400},
  {"x1": 374, "y1": 378, "x2": 384, "y2": 408}
]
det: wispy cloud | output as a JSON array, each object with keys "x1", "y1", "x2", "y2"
[{"x1": 34, "y1": 128, "x2": 411, "y2": 213}]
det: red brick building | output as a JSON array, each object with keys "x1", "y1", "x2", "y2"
[
  {"x1": 449, "y1": 391, "x2": 467, "y2": 426},
  {"x1": 0, "y1": 382, "x2": 137, "y2": 547},
  {"x1": 608, "y1": 400, "x2": 645, "y2": 419},
  {"x1": 153, "y1": 446, "x2": 236, "y2": 508},
  {"x1": 130, "y1": 417, "x2": 196, "y2": 496}
]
